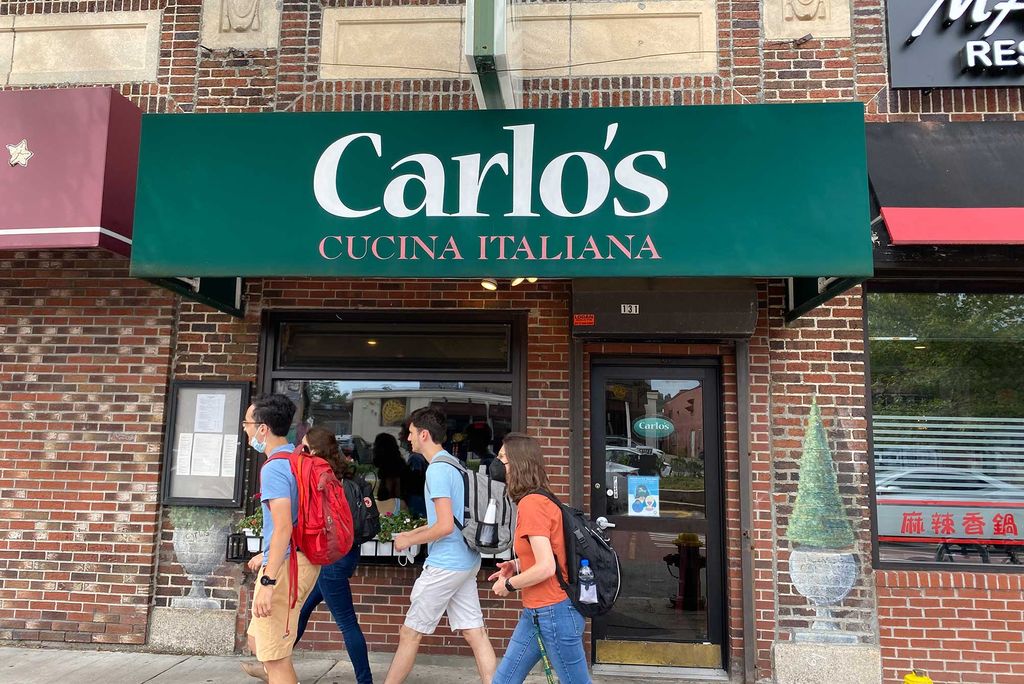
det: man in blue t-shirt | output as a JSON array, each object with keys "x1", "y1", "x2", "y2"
[
  {"x1": 387, "y1": 407, "x2": 496, "y2": 684},
  {"x1": 240, "y1": 394, "x2": 320, "y2": 684}
]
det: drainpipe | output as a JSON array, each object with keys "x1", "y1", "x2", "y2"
[
  {"x1": 569, "y1": 336, "x2": 584, "y2": 509},
  {"x1": 737, "y1": 339, "x2": 756, "y2": 683}
]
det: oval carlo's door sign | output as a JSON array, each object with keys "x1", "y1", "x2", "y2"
[{"x1": 632, "y1": 416, "x2": 674, "y2": 438}]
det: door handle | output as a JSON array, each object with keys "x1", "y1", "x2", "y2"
[{"x1": 596, "y1": 516, "x2": 615, "y2": 530}]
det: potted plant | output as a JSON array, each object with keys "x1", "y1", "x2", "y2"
[
  {"x1": 236, "y1": 509, "x2": 263, "y2": 553},
  {"x1": 786, "y1": 400, "x2": 858, "y2": 640},
  {"x1": 168, "y1": 506, "x2": 232, "y2": 609},
  {"x1": 366, "y1": 510, "x2": 427, "y2": 563}
]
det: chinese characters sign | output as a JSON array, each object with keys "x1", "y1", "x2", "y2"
[{"x1": 878, "y1": 503, "x2": 1024, "y2": 544}]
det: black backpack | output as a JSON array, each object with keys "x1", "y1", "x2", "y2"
[
  {"x1": 536, "y1": 490, "x2": 621, "y2": 618},
  {"x1": 343, "y1": 475, "x2": 381, "y2": 547}
]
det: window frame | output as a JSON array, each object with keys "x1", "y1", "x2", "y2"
[
  {"x1": 250, "y1": 309, "x2": 528, "y2": 521},
  {"x1": 866, "y1": 281, "x2": 1024, "y2": 573}
]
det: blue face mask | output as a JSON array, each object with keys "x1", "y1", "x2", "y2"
[{"x1": 250, "y1": 430, "x2": 267, "y2": 454}]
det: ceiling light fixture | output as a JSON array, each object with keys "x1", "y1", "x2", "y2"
[
  {"x1": 367, "y1": 339, "x2": 378, "y2": 346},
  {"x1": 510, "y1": 277, "x2": 526, "y2": 287},
  {"x1": 526, "y1": 277, "x2": 538, "y2": 284},
  {"x1": 481, "y1": 278, "x2": 498, "y2": 291}
]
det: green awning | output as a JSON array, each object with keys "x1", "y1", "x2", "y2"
[{"x1": 130, "y1": 104, "x2": 873, "y2": 282}]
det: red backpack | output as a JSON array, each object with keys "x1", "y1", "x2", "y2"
[{"x1": 263, "y1": 447, "x2": 354, "y2": 614}]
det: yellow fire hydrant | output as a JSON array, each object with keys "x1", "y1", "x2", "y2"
[{"x1": 904, "y1": 670, "x2": 933, "y2": 684}]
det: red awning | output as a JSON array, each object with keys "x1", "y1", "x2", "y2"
[
  {"x1": 867, "y1": 123, "x2": 1024, "y2": 246},
  {"x1": 0, "y1": 88, "x2": 141, "y2": 256},
  {"x1": 879, "y1": 207, "x2": 1024, "y2": 245}
]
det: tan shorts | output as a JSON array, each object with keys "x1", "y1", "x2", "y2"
[
  {"x1": 247, "y1": 552, "x2": 320, "y2": 662},
  {"x1": 404, "y1": 563, "x2": 484, "y2": 635}
]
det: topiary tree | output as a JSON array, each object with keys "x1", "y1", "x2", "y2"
[{"x1": 787, "y1": 400, "x2": 856, "y2": 550}]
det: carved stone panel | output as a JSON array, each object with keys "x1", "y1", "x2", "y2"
[
  {"x1": 320, "y1": 6, "x2": 465, "y2": 80},
  {"x1": 318, "y1": 0, "x2": 717, "y2": 81},
  {"x1": 201, "y1": 0, "x2": 282, "y2": 51},
  {"x1": 765, "y1": 0, "x2": 851, "y2": 40},
  {"x1": 0, "y1": 18, "x2": 13, "y2": 86},
  {"x1": 4, "y1": 11, "x2": 161, "y2": 86}
]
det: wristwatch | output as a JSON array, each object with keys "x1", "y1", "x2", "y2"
[
  {"x1": 260, "y1": 575, "x2": 277, "y2": 587},
  {"x1": 504, "y1": 578, "x2": 518, "y2": 593}
]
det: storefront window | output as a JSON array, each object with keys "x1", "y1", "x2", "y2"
[
  {"x1": 868, "y1": 292, "x2": 1024, "y2": 566},
  {"x1": 259, "y1": 313, "x2": 523, "y2": 529}
]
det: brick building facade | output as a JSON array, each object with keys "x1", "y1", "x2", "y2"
[{"x1": 2, "y1": 1, "x2": 1023, "y2": 683}]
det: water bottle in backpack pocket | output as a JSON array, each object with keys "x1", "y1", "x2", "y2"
[{"x1": 477, "y1": 498, "x2": 499, "y2": 548}]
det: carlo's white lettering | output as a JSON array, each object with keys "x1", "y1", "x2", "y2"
[
  {"x1": 312, "y1": 123, "x2": 670, "y2": 220},
  {"x1": 313, "y1": 133, "x2": 382, "y2": 218}
]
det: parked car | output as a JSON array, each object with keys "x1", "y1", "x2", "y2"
[
  {"x1": 606, "y1": 445, "x2": 672, "y2": 478},
  {"x1": 875, "y1": 467, "x2": 1024, "y2": 502}
]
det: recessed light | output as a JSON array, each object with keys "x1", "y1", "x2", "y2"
[
  {"x1": 367, "y1": 339, "x2": 378, "y2": 346},
  {"x1": 913, "y1": 345, "x2": 927, "y2": 350}
]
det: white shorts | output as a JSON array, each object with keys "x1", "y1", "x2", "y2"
[{"x1": 404, "y1": 563, "x2": 484, "y2": 634}]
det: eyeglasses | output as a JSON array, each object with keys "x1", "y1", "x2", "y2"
[{"x1": 241, "y1": 421, "x2": 262, "y2": 427}]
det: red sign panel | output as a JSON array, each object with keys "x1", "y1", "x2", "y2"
[
  {"x1": 0, "y1": 88, "x2": 141, "y2": 256},
  {"x1": 573, "y1": 313, "x2": 596, "y2": 327},
  {"x1": 877, "y1": 499, "x2": 1024, "y2": 545}
]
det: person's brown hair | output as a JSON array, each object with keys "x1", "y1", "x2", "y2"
[
  {"x1": 304, "y1": 426, "x2": 346, "y2": 480},
  {"x1": 503, "y1": 432, "x2": 549, "y2": 503}
]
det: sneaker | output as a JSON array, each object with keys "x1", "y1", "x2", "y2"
[{"x1": 241, "y1": 661, "x2": 269, "y2": 682}]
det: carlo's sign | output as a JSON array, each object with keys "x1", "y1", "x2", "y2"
[
  {"x1": 312, "y1": 122, "x2": 664, "y2": 264},
  {"x1": 633, "y1": 416, "x2": 675, "y2": 439},
  {"x1": 888, "y1": 0, "x2": 1024, "y2": 88},
  {"x1": 130, "y1": 105, "x2": 873, "y2": 279}
]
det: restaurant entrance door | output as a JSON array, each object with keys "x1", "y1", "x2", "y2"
[{"x1": 590, "y1": 360, "x2": 725, "y2": 670}]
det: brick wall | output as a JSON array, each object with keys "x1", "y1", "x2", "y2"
[
  {"x1": 767, "y1": 284, "x2": 876, "y2": 642},
  {"x1": 165, "y1": 277, "x2": 572, "y2": 654},
  {"x1": 0, "y1": 250, "x2": 174, "y2": 644},
  {"x1": 877, "y1": 571, "x2": 1024, "y2": 684},
  {"x1": 2, "y1": 0, "x2": 1023, "y2": 675}
]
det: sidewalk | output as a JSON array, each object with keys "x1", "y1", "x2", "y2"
[{"x1": 0, "y1": 646, "x2": 559, "y2": 684}]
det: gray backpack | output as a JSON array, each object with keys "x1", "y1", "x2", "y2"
[{"x1": 432, "y1": 453, "x2": 516, "y2": 554}]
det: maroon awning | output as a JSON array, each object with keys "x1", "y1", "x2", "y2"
[
  {"x1": 867, "y1": 122, "x2": 1024, "y2": 246},
  {"x1": 0, "y1": 88, "x2": 141, "y2": 256}
]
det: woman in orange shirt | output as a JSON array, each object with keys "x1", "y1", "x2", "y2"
[{"x1": 489, "y1": 433, "x2": 591, "y2": 683}]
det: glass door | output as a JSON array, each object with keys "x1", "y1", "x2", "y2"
[{"x1": 591, "y1": 362, "x2": 724, "y2": 669}]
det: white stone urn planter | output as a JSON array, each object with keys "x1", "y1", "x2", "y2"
[
  {"x1": 789, "y1": 548, "x2": 858, "y2": 641},
  {"x1": 169, "y1": 508, "x2": 231, "y2": 610}
]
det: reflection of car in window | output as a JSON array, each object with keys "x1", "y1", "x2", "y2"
[
  {"x1": 605, "y1": 436, "x2": 665, "y2": 457},
  {"x1": 336, "y1": 434, "x2": 373, "y2": 464},
  {"x1": 605, "y1": 445, "x2": 672, "y2": 478},
  {"x1": 875, "y1": 467, "x2": 1024, "y2": 502}
]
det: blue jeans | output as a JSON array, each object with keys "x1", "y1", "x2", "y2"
[
  {"x1": 495, "y1": 598, "x2": 591, "y2": 684},
  {"x1": 295, "y1": 546, "x2": 373, "y2": 684}
]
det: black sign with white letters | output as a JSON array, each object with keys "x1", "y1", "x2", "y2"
[{"x1": 887, "y1": 0, "x2": 1024, "y2": 88}]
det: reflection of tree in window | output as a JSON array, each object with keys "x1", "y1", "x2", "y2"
[{"x1": 869, "y1": 293, "x2": 1024, "y2": 418}]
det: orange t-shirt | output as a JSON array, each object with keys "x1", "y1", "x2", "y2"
[{"x1": 514, "y1": 493, "x2": 569, "y2": 609}]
